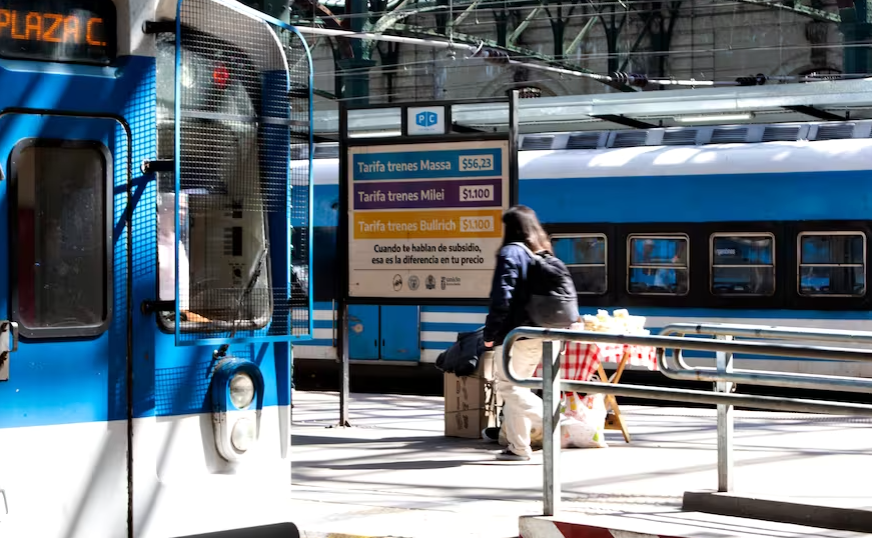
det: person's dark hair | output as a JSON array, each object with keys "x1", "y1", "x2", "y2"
[{"x1": 500, "y1": 205, "x2": 552, "y2": 253}]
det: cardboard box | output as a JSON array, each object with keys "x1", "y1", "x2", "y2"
[{"x1": 444, "y1": 351, "x2": 502, "y2": 438}]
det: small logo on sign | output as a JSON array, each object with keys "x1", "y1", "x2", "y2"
[
  {"x1": 409, "y1": 275, "x2": 420, "y2": 291},
  {"x1": 425, "y1": 275, "x2": 436, "y2": 290},
  {"x1": 416, "y1": 111, "x2": 438, "y2": 127},
  {"x1": 392, "y1": 274, "x2": 403, "y2": 291},
  {"x1": 441, "y1": 276, "x2": 447, "y2": 290}
]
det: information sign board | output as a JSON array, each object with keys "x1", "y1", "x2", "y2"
[{"x1": 347, "y1": 139, "x2": 510, "y2": 299}]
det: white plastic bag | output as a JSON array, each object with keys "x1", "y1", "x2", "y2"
[
  {"x1": 496, "y1": 392, "x2": 608, "y2": 449},
  {"x1": 560, "y1": 393, "x2": 608, "y2": 449}
]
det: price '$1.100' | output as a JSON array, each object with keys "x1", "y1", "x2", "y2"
[{"x1": 459, "y1": 215, "x2": 494, "y2": 233}]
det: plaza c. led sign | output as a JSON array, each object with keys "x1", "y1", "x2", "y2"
[{"x1": 0, "y1": 0, "x2": 116, "y2": 65}]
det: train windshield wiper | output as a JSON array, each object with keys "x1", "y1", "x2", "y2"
[{"x1": 217, "y1": 245, "x2": 268, "y2": 357}]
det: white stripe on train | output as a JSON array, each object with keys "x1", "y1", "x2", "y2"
[
  {"x1": 2, "y1": 408, "x2": 291, "y2": 538},
  {"x1": 296, "y1": 310, "x2": 872, "y2": 378},
  {"x1": 421, "y1": 312, "x2": 488, "y2": 324}
]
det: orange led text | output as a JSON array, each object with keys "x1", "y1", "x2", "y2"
[{"x1": 0, "y1": 9, "x2": 107, "y2": 47}]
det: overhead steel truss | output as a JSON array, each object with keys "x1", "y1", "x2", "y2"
[{"x1": 280, "y1": 0, "x2": 858, "y2": 99}]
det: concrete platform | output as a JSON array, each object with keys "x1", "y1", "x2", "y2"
[{"x1": 289, "y1": 390, "x2": 872, "y2": 538}]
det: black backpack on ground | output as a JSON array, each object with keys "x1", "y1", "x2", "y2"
[{"x1": 512, "y1": 242, "x2": 579, "y2": 328}]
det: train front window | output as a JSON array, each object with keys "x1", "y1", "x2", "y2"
[
  {"x1": 710, "y1": 233, "x2": 775, "y2": 296},
  {"x1": 9, "y1": 140, "x2": 110, "y2": 337},
  {"x1": 627, "y1": 235, "x2": 689, "y2": 296},
  {"x1": 154, "y1": 32, "x2": 273, "y2": 334},
  {"x1": 798, "y1": 232, "x2": 866, "y2": 297},
  {"x1": 552, "y1": 234, "x2": 607, "y2": 295}
]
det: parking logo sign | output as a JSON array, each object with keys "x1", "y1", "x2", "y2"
[
  {"x1": 408, "y1": 106, "x2": 445, "y2": 135},
  {"x1": 416, "y1": 111, "x2": 437, "y2": 128}
]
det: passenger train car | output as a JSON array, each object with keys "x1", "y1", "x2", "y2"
[
  {"x1": 0, "y1": 0, "x2": 312, "y2": 537},
  {"x1": 296, "y1": 120, "x2": 872, "y2": 380}
]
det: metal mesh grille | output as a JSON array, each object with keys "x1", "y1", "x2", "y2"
[
  {"x1": 761, "y1": 125, "x2": 801, "y2": 143},
  {"x1": 520, "y1": 135, "x2": 554, "y2": 150},
  {"x1": 817, "y1": 123, "x2": 855, "y2": 141},
  {"x1": 611, "y1": 131, "x2": 648, "y2": 148},
  {"x1": 566, "y1": 132, "x2": 601, "y2": 150},
  {"x1": 164, "y1": 0, "x2": 311, "y2": 343},
  {"x1": 708, "y1": 127, "x2": 748, "y2": 144},
  {"x1": 662, "y1": 129, "x2": 698, "y2": 146}
]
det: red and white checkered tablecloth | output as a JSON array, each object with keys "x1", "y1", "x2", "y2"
[{"x1": 533, "y1": 341, "x2": 659, "y2": 382}]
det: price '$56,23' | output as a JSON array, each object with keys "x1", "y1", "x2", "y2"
[{"x1": 460, "y1": 155, "x2": 494, "y2": 172}]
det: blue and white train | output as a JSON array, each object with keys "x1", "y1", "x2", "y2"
[
  {"x1": 296, "y1": 120, "x2": 872, "y2": 380},
  {"x1": 0, "y1": 0, "x2": 312, "y2": 537}
]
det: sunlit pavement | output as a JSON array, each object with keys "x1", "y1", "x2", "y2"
[{"x1": 289, "y1": 390, "x2": 872, "y2": 538}]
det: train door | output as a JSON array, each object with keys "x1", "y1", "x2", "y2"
[
  {"x1": 0, "y1": 111, "x2": 127, "y2": 534},
  {"x1": 347, "y1": 305, "x2": 421, "y2": 361}
]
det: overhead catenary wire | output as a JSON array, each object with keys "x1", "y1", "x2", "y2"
[
  {"x1": 290, "y1": 0, "x2": 858, "y2": 72},
  {"x1": 296, "y1": 0, "x2": 838, "y2": 22},
  {"x1": 293, "y1": 0, "x2": 870, "y2": 87},
  {"x1": 307, "y1": 35, "x2": 872, "y2": 74},
  {"x1": 293, "y1": 25, "x2": 868, "y2": 89}
]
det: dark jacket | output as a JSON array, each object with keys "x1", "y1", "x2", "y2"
[
  {"x1": 483, "y1": 243, "x2": 534, "y2": 346},
  {"x1": 435, "y1": 327, "x2": 484, "y2": 377}
]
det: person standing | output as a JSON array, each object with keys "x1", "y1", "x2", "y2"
[{"x1": 483, "y1": 205, "x2": 558, "y2": 462}]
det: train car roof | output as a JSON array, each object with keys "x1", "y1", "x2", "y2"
[
  {"x1": 517, "y1": 138, "x2": 872, "y2": 179},
  {"x1": 299, "y1": 136, "x2": 872, "y2": 184}
]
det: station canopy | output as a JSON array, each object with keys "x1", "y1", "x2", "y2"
[{"x1": 314, "y1": 78, "x2": 872, "y2": 138}]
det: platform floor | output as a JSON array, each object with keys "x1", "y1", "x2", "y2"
[{"x1": 289, "y1": 390, "x2": 872, "y2": 538}]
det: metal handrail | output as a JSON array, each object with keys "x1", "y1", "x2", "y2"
[
  {"x1": 500, "y1": 326, "x2": 872, "y2": 517},
  {"x1": 657, "y1": 323, "x2": 872, "y2": 392}
]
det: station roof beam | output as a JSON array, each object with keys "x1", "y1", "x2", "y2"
[{"x1": 314, "y1": 78, "x2": 872, "y2": 136}]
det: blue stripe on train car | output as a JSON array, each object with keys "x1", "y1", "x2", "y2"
[
  {"x1": 316, "y1": 171, "x2": 872, "y2": 224},
  {"x1": 422, "y1": 305, "x2": 490, "y2": 314},
  {"x1": 420, "y1": 306, "x2": 487, "y2": 355},
  {"x1": 298, "y1": 301, "x2": 872, "y2": 364},
  {"x1": 521, "y1": 170, "x2": 872, "y2": 224},
  {"x1": 308, "y1": 302, "x2": 335, "y2": 346}
]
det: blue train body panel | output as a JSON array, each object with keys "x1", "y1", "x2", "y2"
[
  {"x1": 0, "y1": 1, "x2": 312, "y2": 535},
  {"x1": 0, "y1": 55, "x2": 155, "y2": 428},
  {"x1": 522, "y1": 171, "x2": 872, "y2": 224},
  {"x1": 0, "y1": 57, "x2": 293, "y2": 426},
  {"x1": 297, "y1": 141, "x2": 872, "y2": 377}
]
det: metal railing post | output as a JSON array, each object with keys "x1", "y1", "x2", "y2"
[
  {"x1": 542, "y1": 340, "x2": 560, "y2": 516},
  {"x1": 499, "y1": 325, "x2": 872, "y2": 519},
  {"x1": 659, "y1": 323, "x2": 872, "y2": 393},
  {"x1": 715, "y1": 334, "x2": 734, "y2": 492}
]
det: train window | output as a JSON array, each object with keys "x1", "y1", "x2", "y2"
[
  {"x1": 9, "y1": 139, "x2": 111, "y2": 338},
  {"x1": 798, "y1": 232, "x2": 866, "y2": 297},
  {"x1": 627, "y1": 234, "x2": 689, "y2": 296},
  {"x1": 154, "y1": 35, "x2": 273, "y2": 334},
  {"x1": 552, "y1": 234, "x2": 607, "y2": 294},
  {"x1": 710, "y1": 233, "x2": 775, "y2": 296}
]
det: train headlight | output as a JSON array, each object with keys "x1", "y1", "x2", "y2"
[
  {"x1": 231, "y1": 417, "x2": 257, "y2": 452},
  {"x1": 229, "y1": 372, "x2": 255, "y2": 409},
  {"x1": 211, "y1": 357, "x2": 265, "y2": 463}
]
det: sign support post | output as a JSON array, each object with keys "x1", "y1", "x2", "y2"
[
  {"x1": 338, "y1": 100, "x2": 352, "y2": 428},
  {"x1": 336, "y1": 95, "x2": 520, "y2": 425},
  {"x1": 339, "y1": 301, "x2": 351, "y2": 427}
]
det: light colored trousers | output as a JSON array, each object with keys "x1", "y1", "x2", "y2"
[{"x1": 493, "y1": 338, "x2": 559, "y2": 458}]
